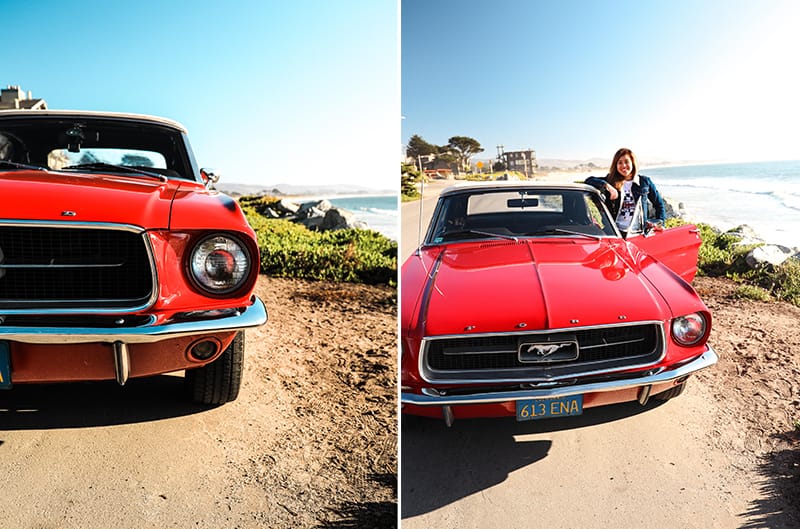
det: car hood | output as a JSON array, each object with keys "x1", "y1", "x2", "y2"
[
  {"x1": 421, "y1": 239, "x2": 671, "y2": 336},
  {"x1": 0, "y1": 170, "x2": 179, "y2": 227}
]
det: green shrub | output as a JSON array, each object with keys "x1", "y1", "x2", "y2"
[
  {"x1": 666, "y1": 218, "x2": 800, "y2": 307},
  {"x1": 748, "y1": 258, "x2": 800, "y2": 306},
  {"x1": 238, "y1": 194, "x2": 283, "y2": 216},
  {"x1": 733, "y1": 284, "x2": 771, "y2": 302},
  {"x1": 244, "y1": 209, "x2": 397, "y2": 286}
]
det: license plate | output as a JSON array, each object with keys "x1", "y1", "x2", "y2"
[
  {"x1": 516, "y1": 395, "x2": 583, "y2": 421},
  {"x1": 0, "y1": 341, "x2": 10, "y2": 389}
]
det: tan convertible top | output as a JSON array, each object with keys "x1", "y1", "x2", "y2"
[{"x1": 0, "y1": 109, "x2": 187, "y2": 133}]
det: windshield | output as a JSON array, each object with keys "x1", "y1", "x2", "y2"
[
  {"x1": 426, "y1": 188, "x2": 619, "y2": 244},
  {"x1": 0, "y1": 117, "x2": 195, "y2": 180}
]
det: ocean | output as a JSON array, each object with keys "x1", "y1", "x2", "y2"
[
  {"x1": 326, "y1": 194, "x2": 398, "y2": 241},
  {"x1": 642, "y1": 160, "x2": 800, "y2": 250}
]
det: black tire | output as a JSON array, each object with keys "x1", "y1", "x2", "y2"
[
  {"x1": 653, "y1": 381, "x2": 686, "y2": 401},
  {"x1": 185, "y1": 332, "x2": 244, "y2": 405}
]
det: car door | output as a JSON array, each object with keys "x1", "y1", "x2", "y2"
[{"x1": 627, "y1": 224, "x2": 702, "y2": 282}]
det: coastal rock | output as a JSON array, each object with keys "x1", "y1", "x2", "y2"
[
  {"x1": 745, "y1": 245, "x2": 794, "y2": 268},
  {"x1": 299, "y1": 216, "x2": 325, "y2": 230},
  {"x1": 662, "y1": 197, "x2": 685, "y2": 219},
  {"x1": 726, "y1": 225, "x2": 764, "y2": 246},
  {"x1": 297, "y1": 199, "x2": 333, "y2": 219},
  {"x1": 261, "y1": 207, "x2": 280, "y2": 219},
  {"x1": 253, "y1": 197, "x2": 371, "y2": 233},
  {"x1": 275, "y1": 199, "x2": 300, "y2": 215},
  {"x1": 321, "y1": 208, "x2": 368, "y2": 231}
]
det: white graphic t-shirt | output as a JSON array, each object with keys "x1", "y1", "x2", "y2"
[{"x1": 616, "y1": 180, "x2": 636, "y2": 231}]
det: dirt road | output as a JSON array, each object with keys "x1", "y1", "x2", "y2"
[
  {"x1": 0, "y1": 276, "x2": 397, "y2": 528},
  {"x1": 400, "y1": 182, "x2": 800, "y2": 528}
]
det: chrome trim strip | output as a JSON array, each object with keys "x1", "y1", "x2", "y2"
[
  {"x1": 402, "y1": 347, "x2": 717, "y2": 406},
  {"x1": 419, "y1": 321, "x2": 667, "y2": 384},
  {"x1": 420, "y1": 319, "x2": 665, "y2": 342},
  {"x1": 580, "y1": 337, "x2": 645, "y2": 350},
  {"x1": 0, "y1": 220, "x2": 145, "y2": 232},
  {"x1": 0, "y1": 297, "x2": 267, "y2": 344},
  {"x1": 638, "y1": 385, "x2": 652, "y2": 405},
  {"x1": 0, "y1": 221, "x2": 159, "y2": 313},
  {"x1": 113, "y1": 341, "x2": 130, "y2": 385},
  {"x1": 0, "y1": 263, "x2": 124, "y2": 269}
]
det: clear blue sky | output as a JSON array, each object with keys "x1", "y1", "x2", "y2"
[
  {"x1": 3, "y1": 0, "x2": 398, "y2": 190},
  {"x1": 402, "y1": 0, "x2": 800, "y2": 167}
]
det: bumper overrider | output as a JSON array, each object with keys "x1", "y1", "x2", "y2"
[
  {"x1": 0, "y1": 296, "x2": 267, "y2": 386},
  {"x1": 402, "y1": 346, "x2": 718, "y2": 423}
]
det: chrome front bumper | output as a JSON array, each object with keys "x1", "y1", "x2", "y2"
[
  {"x1": 0, "y1": 297, "x2": 268, "y2": 386},
  {"x1": 0, "y1": 296, "x2": 268, "y2": 345},
  {"x1": 402, "y1": 346, "x2": 718, "y2": 406}
]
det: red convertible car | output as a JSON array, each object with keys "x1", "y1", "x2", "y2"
[
  {"x1": 401, "y1": 182, "x2": 717, "y2": 425},
  {"x1": 0, "y1": 110, "x2": 266, "y2": 404}
]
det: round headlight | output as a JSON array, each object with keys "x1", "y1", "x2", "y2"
[
  {"x1": 671, "y1": 313, "x2": 707, "y2": 346},
  {"x1": 189, "y1": 234, "x2": 251, "y2": 294}
]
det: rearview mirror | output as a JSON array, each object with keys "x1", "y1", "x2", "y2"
[{"x1": 507, "y1": 198, "x2": 539, "y2": 208}]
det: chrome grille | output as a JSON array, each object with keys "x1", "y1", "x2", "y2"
[
  {"x1": 0, "y1": 225, "x2": 154, "y2": 309},
  {"x1": 422, "y1": 323, "x2": 664, "y2": 382}
]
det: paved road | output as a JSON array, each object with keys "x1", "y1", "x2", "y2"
[
  {"x1": 400, "y1": 179, "x2": 450, "y2": 261},
  {"x1": 399, "y1": 184, "x2": 752, "y2": 528}
]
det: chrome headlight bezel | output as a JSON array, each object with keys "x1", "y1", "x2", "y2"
[
  {"x1": 187, "y1": 233, "x2": 252, "y2": 296},
  {"x1": 671, "y1": 312, "x2": 708, "y2": 346}
]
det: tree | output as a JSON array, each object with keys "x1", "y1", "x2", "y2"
[
  {"x1": 77, "y1": 151, "x2": 99, "y2": 164},
  {"x1": 406, "y1": 134, "x2": 439, "y2": 159},
  {"x1": 401, "y1": 162, "x2": 421, "y2": 200},
  {"x1": 121, "y1": 154, "x2": 155, "y2": 167},
  {"x1": 446, "y1": 136, "x2": 484, "y2": 172}
]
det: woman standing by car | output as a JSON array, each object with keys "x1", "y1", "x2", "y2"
[{"x1": 585, "y1": 147, "x2": 666, "y2": 236}]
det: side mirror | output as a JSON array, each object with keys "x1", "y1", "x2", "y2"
[
  {"x1": 643, "y1": 222, "x2": 664, "y2": 238},
  {"x1": 200, "y1": 168, "x2": 221, "y2": 188}
]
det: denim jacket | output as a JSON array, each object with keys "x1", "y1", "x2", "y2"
[{"x1": 584, "y1": 174, "x2": 666, "y2": 225}]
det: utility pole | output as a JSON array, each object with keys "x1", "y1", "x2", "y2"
[{"x1": 496, "y1": 145, "x2": 504, "y2": 172}]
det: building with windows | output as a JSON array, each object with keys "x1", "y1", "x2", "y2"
[
  {"x1": 499, "y1": 148, "x2": 537, "y2": 178},
  {"x1": 0, "y1": 85, "x2": 47, "y2": 110}
]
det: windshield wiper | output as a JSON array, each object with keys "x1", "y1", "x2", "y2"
[
  {"x1": 443, "y1": 229, "x2": 519, "y2": 242},
  {"x1": 528, "y1": 227, "x2": 602, "y2": 240},
  {"x1": 62, "y1": 162, "x2": 167, "y2": 182},
  {"x1": 0, "y1": 160, "x2": 47, "y2": 171}
]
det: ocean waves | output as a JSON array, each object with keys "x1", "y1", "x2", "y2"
[
  {"x1": 646, "y1": 160, "x2": 800, "y2": 249},
  {"x1": 327, "y1": 195, "x2": 398, "y2": 240}
]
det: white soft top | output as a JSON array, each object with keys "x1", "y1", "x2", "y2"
[
  {"x1": 439, "y1": 180, "x2": 599, "y2": 197},
  {"x1": 0, "y1": 109, "x2": 187, "y2": 133}
]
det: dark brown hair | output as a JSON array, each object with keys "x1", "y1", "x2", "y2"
[{"x1": 607, "y1": 147, "x2": 638, "y2": 189}]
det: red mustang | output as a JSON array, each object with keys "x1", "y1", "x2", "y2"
[
  {"x1": 0, "y1": 110, "x2": 266, "y2": 404},
  {"x1": 401, "y1": 182, "x2": 716, "y2": 425}
]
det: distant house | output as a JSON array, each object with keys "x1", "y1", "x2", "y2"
[
  {"x1": 416, "y1": 153, "x2": 459, "y2": 177},
  {"x1": 423, "y1": 168, "x2": 453, "y2": 179},
  {"x1": 0, "y1": 85, "x2": 47, "y2": 110},
  {"x1": 500, "y1": 148, "x2": 537, "y2": 178}
]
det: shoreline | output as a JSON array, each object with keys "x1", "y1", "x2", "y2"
[{"x1": 284, "y1": 192, "x2": 397, "y2": 202}]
